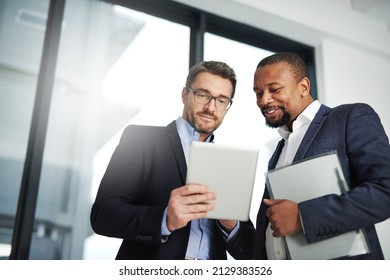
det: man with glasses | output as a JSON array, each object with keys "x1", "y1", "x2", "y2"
[{"x1": 91, "y1": 61, "x2": 254, "y2": 260}]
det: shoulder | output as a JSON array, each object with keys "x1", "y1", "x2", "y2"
[
  {"x1": 328, "y1": 103, "x2": 378, "y2": 118},
  {"x1": 331, "y1": 102, "x2": 374, "y2": 112},
  {"x1": 119, "y1": 122, "x2": 176, "y2": 143},
  {"x1": 123, "y1": 121, "x2": 175, "y2": 134},
  {"x1": 326, "y1": 103, "x2": 386, "y2": 135}
]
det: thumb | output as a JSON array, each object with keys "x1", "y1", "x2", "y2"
[{"x1": 263, "y1": 198, "x2": 283, "y2": 206}]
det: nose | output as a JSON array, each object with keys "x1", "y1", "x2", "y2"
[
  {"x1": 205, "y1": 97, "x2": 217, "y2": 112},
  {"x1": 258, "y1": 91, "x2": 273, "y2": 107}
]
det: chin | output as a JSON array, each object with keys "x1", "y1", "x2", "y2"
[{"x1": 266, "y1": 122, "x2": 280, "y2": 129}]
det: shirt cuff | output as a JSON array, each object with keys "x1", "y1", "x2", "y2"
[
  {"x1": 298, "y1": 209, "x2": 306, "y2": 234},
  {"x1": 161, "y1": 207, "x2": 171, "y2": 233}
]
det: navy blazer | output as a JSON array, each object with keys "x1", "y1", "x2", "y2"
[
  {"x1": 254, "y1": 103, "x2": 390, "y2": 259},
  {"x1": 91, "y1": 121, "x2": 255, "y2": 259}
]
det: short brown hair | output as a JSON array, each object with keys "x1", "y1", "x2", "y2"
[{"x1": 185, "y1": 61, "x2": 237, "y2": 99}]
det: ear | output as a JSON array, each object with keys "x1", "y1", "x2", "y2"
[
  {"x1": 181, "y1": 87, "x2": 188, "y2": 104},
  {"x1": 299, "y1": 77, "x2": 311, "y2": 97}
]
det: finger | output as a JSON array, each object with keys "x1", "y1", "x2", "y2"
[
  {"x1": 186, "y1": 201, "x2": 215, "y2": 213},
  {"x1": 186, "y1": 211, "x2": 209, "y2": 221},
  {"x1": 174, "y1": 184, "x2": 209, "y2": 196},
  {"x1": 185, "y1": 192, "x2": 216, "y2": 205},
  {"x1": 265, "y1": 206, "x2": 276, "y2": 219},
  {"x1": 167, "y1": 202, "x2": 214, "y2": 231},
  {"x1": 263, "y1": 198, "x2": 284, "y2": 206},
  {"x1": 168, "y1": 188, "x2": 215, "y2": 212},
  {"x1": 269, "y1": 222, "x2": 283, "y2": 237}
]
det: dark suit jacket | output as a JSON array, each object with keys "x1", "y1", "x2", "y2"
[
  {"x1": 254, "y1": 103, "x2": 390, "y2": 259},
  {"x1": 91, "y1": 121, "x2": 255, "y2": 259}
]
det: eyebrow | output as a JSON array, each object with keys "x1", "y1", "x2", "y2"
[
  {"x1": 193, "y1": 87, "x2": 231, "y2": 99},
  {"x1": 266, "y1": 81, "x2": 283, "y2": 87},
  {"x1": 254, "y1": 81, "x2": 282, "y2": 91}
]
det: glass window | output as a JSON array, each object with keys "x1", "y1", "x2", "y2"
[
  {"x1": 0, "y1": 0, "x2": 49, "y2": 259},
  {"x1": 30, "y1": 0, "x2": 189, "y2": 259},
  {"x1": 204, "y1": 33, "x2": 280, "y2": 223},
  {"x1": 3, "y1": 0, "x2": 315, "y2": 260}
]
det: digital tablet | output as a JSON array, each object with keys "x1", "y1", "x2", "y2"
[{"x1": 186, "y1": 141, "x2": 259, "y2": 221}]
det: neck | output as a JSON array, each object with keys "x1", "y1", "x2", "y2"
[{"x1": 199, "y1": 133, "x2": 210, "y2": 142}]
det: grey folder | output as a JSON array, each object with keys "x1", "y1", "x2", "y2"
[
  {"x1": 265, "y1": 151, "x2": 370, "y2": 260},
  {"x1": 186, "y1": 141, "x2": 259, "y2": 221}
]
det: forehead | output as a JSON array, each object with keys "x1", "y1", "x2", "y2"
[
  {"x1": 254, "y1": 62, "x2": 293, "y2": 85},
  {"x1": 192, "y1": 72, "x2": 233, "y2": 97}
]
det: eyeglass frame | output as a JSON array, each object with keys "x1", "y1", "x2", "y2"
[{"x1": 185, "y1": 87, "x2": 233, "y2": 111}]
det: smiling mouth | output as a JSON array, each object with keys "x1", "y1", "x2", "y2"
[{"x1": 262, "y1": 106, "x2": 283, "y2": 117}]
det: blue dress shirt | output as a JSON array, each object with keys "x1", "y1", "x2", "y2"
[{"x1": 160, "y1": 117, "x2": 239, "y2": 259}]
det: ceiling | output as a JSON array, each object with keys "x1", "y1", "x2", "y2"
[{"x1": 351, "y1": 0, "x2": 390, "y2": 30}]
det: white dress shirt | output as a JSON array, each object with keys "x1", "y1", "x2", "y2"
[{"x1": 266, "y1": 100, "x2": 321, "y2": 259}]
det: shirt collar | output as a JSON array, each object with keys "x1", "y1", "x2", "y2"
[{"x1": 278, "y1": 100, "x2": 321, "y2": 140}]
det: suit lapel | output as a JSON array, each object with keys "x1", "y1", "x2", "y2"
[
  {"x1": 293, "y1": 104, "x2": 331, "y2": 161},
  {"x1": 166, "y1": 121, "x2": 187, "y2": 184},
  {"x1": 268, "y1": 139, "x2": 285, "y2": 170}
]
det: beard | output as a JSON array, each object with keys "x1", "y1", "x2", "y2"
[
  {"x1": 262, "y1": 106, "x2": 291, "y2": 128},
  {"x1": 188, "y1": 110, "x2": 220, "y2": 134}
]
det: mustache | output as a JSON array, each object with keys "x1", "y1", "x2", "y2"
[{"x1": 198, "y1": 110, "x2": 217, "y2": 119}]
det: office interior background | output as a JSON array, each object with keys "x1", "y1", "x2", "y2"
[{"x1": 0, "y1": 0, "x2": 389, "y2": 260}]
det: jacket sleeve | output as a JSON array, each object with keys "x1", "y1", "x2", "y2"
[
  {"x1": 299, "y1": 103, "x2": 390, "y2": 243},
  {"x1": 90, "y1": 126, "x2": 167, "y2": 245}
]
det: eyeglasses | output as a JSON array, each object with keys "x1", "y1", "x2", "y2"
[{"x1": 186, "y1": 87, "x2": 233, "y2": 110}]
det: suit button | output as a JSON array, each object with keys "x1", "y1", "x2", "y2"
[
  {"x1": 135, "y1": 235, "x2": 153, "y2": 241},
  {"x1": 135, "y1": 235, "x2": 143, "y2": 241},
  {"x1": 146, "y1": 236, "x2": 153, "y2": 241}
]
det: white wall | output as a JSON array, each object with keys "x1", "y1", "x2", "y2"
[
  {"x1": 319, "y1": 39, "x2": 390, "y2": 128},
  {"x1": 175, "y1": 0, "x2": 390, "y2": 259}
]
